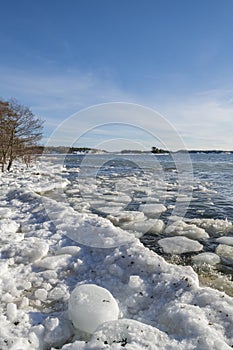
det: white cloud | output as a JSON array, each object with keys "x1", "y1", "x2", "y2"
[
  {"x1": 1, "y1": 68, "x2": 232, "y2": 150},
  {"x1": 159, "y1": 90, "x2": 233, "y2": 150}
]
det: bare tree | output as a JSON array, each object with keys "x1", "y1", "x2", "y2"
[{"x1": 0, "y1": 98, "x2": 43, "y2": 171}]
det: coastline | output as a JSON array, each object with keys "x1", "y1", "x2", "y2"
[{"x1": 0, "y1": 160, "x2": 232, "y2": 349}]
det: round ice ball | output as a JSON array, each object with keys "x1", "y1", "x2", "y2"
[{"x1": 68, "y1": 284, "x2": 119, "y2": 334}]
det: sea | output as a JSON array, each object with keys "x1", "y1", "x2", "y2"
[{"x1": 49, "y1": 152, "x2": 233, "y2": 294}]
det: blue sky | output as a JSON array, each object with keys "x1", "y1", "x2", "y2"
[{"x1": 1, "y1": 0, "x2": 233, "y2": 150}]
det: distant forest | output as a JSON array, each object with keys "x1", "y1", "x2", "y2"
[{"x1": 33, "y1": 146, "x2": 233, "y2": 155}]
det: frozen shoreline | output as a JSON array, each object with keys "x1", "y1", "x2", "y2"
[{"x1": 0, "y1": 161, "x2": 233, "y2": 349}]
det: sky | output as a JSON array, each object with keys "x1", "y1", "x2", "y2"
[{"x1": 1, "y1": 0, "x2": 233, "y2": 151}]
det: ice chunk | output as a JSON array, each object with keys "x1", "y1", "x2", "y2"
[
  {"x1": 128, "y1": 275, "x2": 143, "y2": 290},
  {"x1": 48, "y1": 285, "x2": 67, "y2": 301},
  {"x1": 190, "y1": 218, "x2": 233, "y2": 236},
  {"x1": 7, "y1": 303, "x2": 17, "y2": 322},
  {"x1": 0, "y1": 219, "x2": 22, "y2": 242},
  {"x1": 216, "y1": 236, "x2": 233, "y2": 246},
  {"x1": 122, "y1": 218, "x2": 165, "y2": 235},
  {"x1": 158, "y1": 236, "x2": 203, "y2": 254},
  {"x1": 35, "y1": 288, "x2": 48, "y2": 301},
  {"x1": 165, "y1": 221, "x2": 209, "y2": 240},
  {"x1": 0, "y1": 208, "x2": 12, "y2": 218},
  {"x1": 35, "y1": 254, "x2": 71, "y2": 270},
  {"x1": 216, "y1": 244, "x2": 233, "y2": 262},
  {"x1": 20, "y1": 238, "x2": 49, "y2": 262},
  {"x1": 44, "y1": 317, "x2": 72, "y2": 348},
  {"x1": 139, "y1": 203, "x2": 167, "y2": 218},
  {"x1": 192, "y1": 252, "x2": 221, "y2": 266},
  {"x1": 56, "y1": 246, "x2": 81, "y2": 256},
  {"x1": 107, "y1": 211, "x2": 145, "y2": 226},
  {"x1": 68, "y1": 284, "x2": 119, "y2": 334}
]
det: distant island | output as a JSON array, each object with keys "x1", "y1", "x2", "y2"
[{"x1": 33, "y1": 146, "x2": 233, "y2": 155}]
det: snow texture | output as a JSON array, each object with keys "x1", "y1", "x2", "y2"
[{"x1": 0, "y1": 160, "x2": 232, "y2": 349}]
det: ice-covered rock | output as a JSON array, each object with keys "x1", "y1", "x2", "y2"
[
  {"x1": 68, "y1": 284, "x2": 119, "y2": 333},
  {"x1": 192, "y1": 252, "x2": 221, "y2": 266},
  {"x1": 158, "y1": 236, "x2": 203, "y2": 254}
]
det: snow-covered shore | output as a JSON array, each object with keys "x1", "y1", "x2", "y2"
[{"x1": 0, "y1": 161, "x2": 233, "y2": 349}]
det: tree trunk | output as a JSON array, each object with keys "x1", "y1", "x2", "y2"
[{"x1": 7, "y1": 158, "x2": 13, "y2": 171}]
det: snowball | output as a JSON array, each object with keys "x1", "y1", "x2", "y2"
[
  {"x1": 158, "y1": 236, "x2": 203, "y2": 254},
  {"x1": 68, "y1": 284, "x2": 119, "y2": 333},
  {"x1": 191, "y1": 252, "x2": 221, "y2": 266}
]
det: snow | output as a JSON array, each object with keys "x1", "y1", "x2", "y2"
[
  {"x1": 0, "y1": 160, "x2": 233, "y2": 349},
  {"x1": 69, "y1": 284, "x2": 119, "y2": 334},
  {"x1": 158, "y1": 236, "x2": 203, "y2": 254}
]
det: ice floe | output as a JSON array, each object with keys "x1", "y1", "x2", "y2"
[
  {"x1": 158, "y1": 236, "x2": 203, "y2": 254},
  {"x1": 191, "y1": 252, "x2": 221, "y2": 266}
]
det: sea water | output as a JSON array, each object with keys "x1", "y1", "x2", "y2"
[{"x1": 59, "y1": 152, "x2": 233, "y2": 294}]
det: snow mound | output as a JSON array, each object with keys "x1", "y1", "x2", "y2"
[{"x1": 68, "y1": 284, "x2": 119, "y2": 334}]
